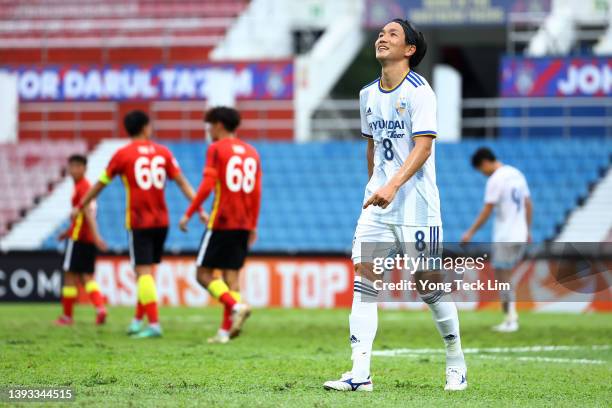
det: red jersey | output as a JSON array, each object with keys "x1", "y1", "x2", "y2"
[
  {"x1": 100, "y1": 139, "x2": 181, "y2": 230},
  {"x1": 186, "y1": 138, "x2": 261, "y2": 230},
  {"x1": 68, "y1": 177, "x2": 95, "y2": 243}
]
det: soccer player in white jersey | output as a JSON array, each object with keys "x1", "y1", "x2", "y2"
[
  {"x1": 323, "y1": 19, "x2": 467, "y2": 393},
  {"x1": 462, "y1": 147, "x2": 532, "y2": 332}
]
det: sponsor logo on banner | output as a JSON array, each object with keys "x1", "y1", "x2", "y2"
[
  {"x1": 0, "y1": 252, "x2": 63, "y2": 301},
  {"x1": 92, "y1": 257, "x2": 353, "y2": 308},
  {"x1": 1, "y1": 255, "x2": 609, "y2": 311},
  {"x1": 501, "y1": 56, "x2": 612, "y2": 97},
  {"x1": 0, "y1": 62, "x2": 294, "y2": 101}
]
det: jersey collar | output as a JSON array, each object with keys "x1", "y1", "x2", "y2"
[{"x1": 378, "y1": 70, "x2": 410, "y2": 93}]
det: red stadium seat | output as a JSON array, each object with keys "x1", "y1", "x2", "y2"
[
  {"x1": 0, "y1": 0, "x2": 249, "y2": 63},
  {"x1": 0, "y1": 140, "x2": 87, "y2": 236}
]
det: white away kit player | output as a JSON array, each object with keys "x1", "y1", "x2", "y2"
[
  {"x1": 462, "y1": 147, "x2": 532, "y2": 332},
  {"x1": 323, "y1": 19, "x2": 467, "y2": 393}
]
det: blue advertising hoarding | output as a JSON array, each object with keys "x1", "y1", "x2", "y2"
[
  {"x1": 0, "y1": 61, "x2": 294, "y2": 102},
  {"x1": 501, "y1": 56, "x2": 612, "y2": 97}
]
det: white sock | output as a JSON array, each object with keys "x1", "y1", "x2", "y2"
[
  {"x1": 500, "y1": 288, "x2": 518, "y2": 321},
  {"x1": 131, "y1": 318, "x2": 142, "y2": 325},
  {"x1": 149, "y1": 323, "x2": 161, "y2": 331},
  {"x1": 350, "y1": 276, "x2": 378, "y2": 382},
  {"x1": 506, "y1": 301, "x2": 518, "y2": 321},
  {"x1": 422, "y1": 291, "x2": 465, "y2": 369}
]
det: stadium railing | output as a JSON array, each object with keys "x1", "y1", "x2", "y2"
[
  {"x1": 311, "y1": 97, "x2": 612, "y2": 139},
  {"x1": 461, "y1": 97, "x2": 612, "y2": 138},
  {"x1": 17, "y1": 100, "x2": 293, "y2": 141}
]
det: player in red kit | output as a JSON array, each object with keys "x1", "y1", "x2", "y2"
[
  {"x1": 179, "y1": 107, "x2": 261, "y2": 344},
  {"x1": 56, "y1": 154, "x2": 107, "y2": 326},
  {"x1": 74, "y1": 110, "x2": 205, "y2": 338}
]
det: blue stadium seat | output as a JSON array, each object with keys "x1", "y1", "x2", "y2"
[{"x1": 42, "y1": 139, "x2": 612, "y2": 252}]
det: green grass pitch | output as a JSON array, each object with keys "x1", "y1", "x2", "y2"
[{"x1": 0, "y1": 305, "x2": 610, "y2": 407}]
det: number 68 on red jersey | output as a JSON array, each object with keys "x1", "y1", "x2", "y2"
[{"x1": 187, "y1": 138, "x2": 262, "y2": 231}]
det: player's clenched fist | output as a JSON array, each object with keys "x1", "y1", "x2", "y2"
[
  {"x1": 363, "y1": 184, "x2": 398, "y2": 209},
  {"x1": 179, "y1": 210, "x2": 209, "y2": 232},
  {"x1": 70, "y1": 207, "x2": 81, "y2": 220},
  {"x1": 178, "y1": 215, "x2": 190, "y2": 232}
]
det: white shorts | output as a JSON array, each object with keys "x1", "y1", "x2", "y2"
[
  {"x1": 351, "y1": 219, "x2": 442, "y2": 265},
  {"x1": 492, "y1": 243, "x2": 525, "y2": 270}
]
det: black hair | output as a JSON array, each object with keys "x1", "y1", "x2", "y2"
[
  {"x1": 390, "y1": 18, "x2": 427, "y2": 67},
  {"x1": 471, "y1": 147, "x2": 497, "y2": 168},
  {"x1": 204, "y1": 107, "x2": 241, "y2": 132},
  {"x1": 68, "y1": 154, "x2": 87, "y2": 166},
  {"x1": 123, "y1": 110, "x2": 150, "y2": 137}
]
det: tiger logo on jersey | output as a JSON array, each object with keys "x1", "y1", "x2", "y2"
[{"x1": 395, "y1": 96, "x2": 407, "y2": 115}]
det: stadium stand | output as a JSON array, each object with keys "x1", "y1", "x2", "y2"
[
  {"x1": 0, "y1": 139, "x2": 87, "y2": 236},
  {"x1": 0, "y1": 0, "x2": 249, "y2": 62},
  {"x1": 4, "y1": 0, "x2": 294, "y2": 143},
  {"x1": 558, "y1": 167, "x2": 612, "y2": 242},
  {"x1": 40, "y1": 138, "x2": 612, "y2": 252}
]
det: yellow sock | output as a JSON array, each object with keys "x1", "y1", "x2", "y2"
[
  {"x1": 208, "y1": 279, "x2": 230, "y2": 300},
  {"x1": 85, "y1": 281, "x2": 100, "y2": 294},
  {"x1": 230, "y1": 290, "x2": 241, "y2": 303},
  {"x1": 62, "y1": 286, "x2": 77, "y2": 298},
  {"x1": 137, "y1": 275, "x2": 158, "y2": 305}
]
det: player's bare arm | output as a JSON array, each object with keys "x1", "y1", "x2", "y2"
[
  {"x1": 249, "y1": 165, "x2": 263, "y2": 248},
  {"x1": 57, "y1": 228, "x2": 69, "y2": 241},
  {"x1": 71, "y1": 181, "x2": 105, "y2": 219},
  {"x1": 83, "y1": 204, "x2": 107, "y2": 251},
  {"x1": 179, "y1": 171, "x2": 216, "y2": 232},
  {"x1": 525, "y1": 196, "x2": 533, "y2": 241},
  {"x1": 173, "y1": 173, "x2": 209, "y2": 224},
  {"x1": 248, "y1": 230, "x2": 257, "y2": 247},
  {"x1": 367, "y1": 139, "x2": 374, "y2": 179},
  {"x1": 461, "y1": 203, "x2": 494, "y2": 243},
  {"x1": 363, "y1": 136, "x2": 433, "y2": 209}
]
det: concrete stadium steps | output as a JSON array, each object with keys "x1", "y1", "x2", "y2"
[{"x1": 557, "y1": 166, "x2": 612, "y2": 242}]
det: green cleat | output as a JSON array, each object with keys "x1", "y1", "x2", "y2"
[
  {"x1": 130, "y1": 326, "x2": 162, "y2": 339},
  {"x1": 127, "y1": 321, "x2": 143, "y2": 336}
]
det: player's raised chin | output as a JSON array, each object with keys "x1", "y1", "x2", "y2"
[{"x1": 375, "y1": 21, "x2": 416, "y2": 64}]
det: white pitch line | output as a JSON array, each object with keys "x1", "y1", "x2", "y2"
[
  {"x1": 375, "y1": 348, "x2": 448, "y2": 356},
  {"x1": 373, "y1": 344, "x2": 611, "y2": 357},
  {"x1": 464, "y1": 345, "x2": 611, "y2": 353},
  {"x1": 370, "y1": 353, "x2": 605, "y2": 365},
  {"x1": 475, "y1": 355, "x2": 605, "y2": 365}
]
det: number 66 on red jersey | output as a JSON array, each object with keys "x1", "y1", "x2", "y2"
[{"x1": 99, "y1": 140, "x2": 181, "y2": 230}]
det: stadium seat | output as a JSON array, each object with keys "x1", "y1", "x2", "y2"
[
  {"x1": 40, "y1": 139, "x2": 612, "y2": 252},
  {"x1": 0, "y1": 140, "x2": 87, "y2": 237},
  {"x1": 0, "y1": 0, "x2": 248, "y2": 59}
]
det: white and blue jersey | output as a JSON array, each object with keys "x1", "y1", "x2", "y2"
[
  {"x1": 484, "y1": 165, "x2": 530, "y2": 243},
  {"x1": 359, "y1": 70, "x2": 441, "y2": 227}
]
